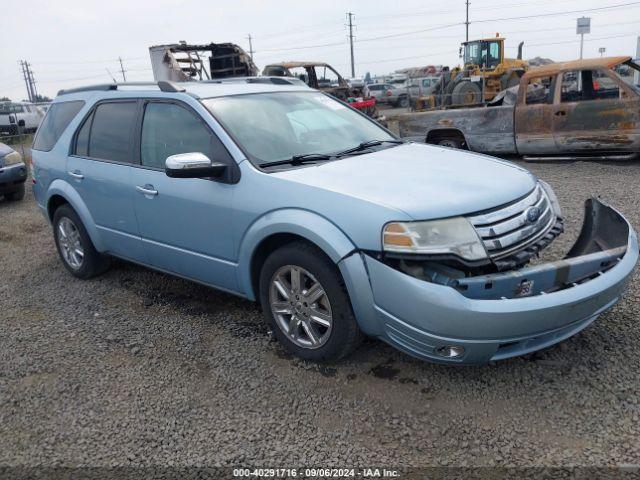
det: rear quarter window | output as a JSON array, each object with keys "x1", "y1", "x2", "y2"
[
  {"x1": 32, "y1": 100, "x2": 85, "y2": 152},
  {"x1": 83, "y1": 102, "x2": 137, "y2": 163}
]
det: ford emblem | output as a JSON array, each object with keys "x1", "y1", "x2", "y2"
[{"x1": 525, "y1": 206, "x2": 541, "y2": 224}]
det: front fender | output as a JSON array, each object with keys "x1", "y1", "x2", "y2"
[
  {"x1": 46, "y1": 179, "x2": 105, "y2": 251},
  {"x1": 236, "y1": 208, "x2": 357, "y2": 300}
]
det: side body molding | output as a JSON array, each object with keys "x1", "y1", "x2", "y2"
[
  {"x1": 45, "y1": 179, "x2": 105, "y2": 251},
  {"x1": 236, "y1": 208, "x2": 357, "y2": 301}
]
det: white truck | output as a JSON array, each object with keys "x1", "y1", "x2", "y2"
[{"x1": 0, "y1": 102, "x2": 44, "y2": 135}]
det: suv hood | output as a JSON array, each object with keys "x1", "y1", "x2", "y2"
[{"x1": 273, "y1": 143, "x2": 536, "y2": 220}]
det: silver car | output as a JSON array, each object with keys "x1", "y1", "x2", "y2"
[{"x1": 366, "y1": 83, "x2": 409, "y2": 108}]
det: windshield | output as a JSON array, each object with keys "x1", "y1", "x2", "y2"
[
  {"x1": 203, "y1": 92, "x2": 395, "y2": 166},
  {"x1": 464, "y1": 41, "x2": 501, "y2": 69},
  {"x1": 0, "y1": 103, "x2": 22, "y2": 115}
]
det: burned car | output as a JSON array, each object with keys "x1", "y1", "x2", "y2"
[
  {"x1": 263, "y1": 61, "x2": 377, "y2": 117},
  {"x1": 150, "y1": 42, "x2": 259, "y2": 82},
  {"x1": 388, "y1": 57, "x2": 640, "y2": 159}
]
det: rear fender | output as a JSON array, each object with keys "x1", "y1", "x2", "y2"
[{"x1": 46, "y1": 179, "x2": 105, "y2": 251}]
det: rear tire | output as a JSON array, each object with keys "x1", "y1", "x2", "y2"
[
  {"x1": 259, "y1": 241, "x2": 361, "y2": 362},
  {"x1": 53, "y1": 204, "x2": 110, "y2": 279},
  {"x1": 4, "y1": 184, "x2": 25, "y2": 201},
  {"x1": 397, "y1": 96, "x2": 409, "y2": 108},
  {"x1": 436, "y1": 137, "x2": 465, "y2": 149}
]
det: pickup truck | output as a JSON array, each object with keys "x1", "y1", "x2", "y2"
[{"x1": 387, "y1": 57, "x2": 640, "y2": 158}]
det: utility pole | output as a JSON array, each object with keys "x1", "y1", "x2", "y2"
[
  {"x1": 465, "y1": 0, "x2": 470, "y2": 42},
  {"x1": 20, "y1": 61, "x2": 32, "y2": 102},
  {"x1": 246, "y1": 34, "x2": 254, "y2": 61},
  {"x1": 20, "y1": 60, "x2": 36, "y2": 102},
  {"x1": 346, "y1": 12, "x2": 355, "y2": 78},
  {"x1": 26, "y1": 62, "x2": 38, "y2": 100},
  {"x1": 118, "y1": 57, "x2": 127, "y2": 82}
]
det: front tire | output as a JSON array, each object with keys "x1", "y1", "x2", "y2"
[
  {"x1": 451, "y1": 81, "x2": 482, "y2": 106},
  {"x1": 53, "y1": 204, "x2": 110, "y2": 279},
  {"x1": 259, "y1": 242, "x2": 361, "y2": 362}
]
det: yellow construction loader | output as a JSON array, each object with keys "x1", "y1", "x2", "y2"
[{"x1": 424, "y1": 35, "x2": 529, "y2": 108}]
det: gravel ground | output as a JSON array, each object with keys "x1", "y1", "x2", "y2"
[{"x1": 1, "y1": 160, "x2": 639, "y2": 470}]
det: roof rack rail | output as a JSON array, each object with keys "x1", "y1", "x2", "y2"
[
  {"x1": 57, "y1": 81, "x2": 186, "y2": 96},
  {"x1": 57, "y1": 84, "x2": 117, "y2": 96},
  {"x1": 158, "y1": 81, "x2": 186, "y2": 92}
]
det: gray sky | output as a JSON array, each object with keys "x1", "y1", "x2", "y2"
[{"x1": 1, "y1": 0, "x2": 639, "y2": 101}]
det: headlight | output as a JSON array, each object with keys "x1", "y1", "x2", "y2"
[
  {"x1": 3, "y1": 150, "x2": 22, "y2": 166},
  {"x1": 383, "y1": 217, "x2": 488, "y2": 261},
  {"x1": 539, "y1": 180, "x2": 562, "y2": 218}
]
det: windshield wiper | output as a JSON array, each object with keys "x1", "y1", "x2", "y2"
[
  {"x1": 335, "y1": 139, "x2": 404, "y2": 157},
  {"x1": 260, "y1": 153, "x2": 333, "y2": 169}
]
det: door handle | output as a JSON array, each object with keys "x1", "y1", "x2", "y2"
[
  {"x1": 555, "y1": 110, "x2": 567, "y2": 117},
  {"x1": 135, "y1": 185, "x2": 158, "y2": 196},
  {"x1": 68, "y1": 170, "x2": 84, "y2": 180}
]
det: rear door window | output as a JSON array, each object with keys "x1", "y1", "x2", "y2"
[
  {"x1": 561, "y1": 70, "x2": 620, "y2": 102},
  {"x1": 32, "y1": 100, "x2": 85, "y2": 152},
  {"x1": 84, "y1": 102, "x2": 137, "y2": 162}
]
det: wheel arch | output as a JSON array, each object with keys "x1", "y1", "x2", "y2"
[
  {"x1": 237, "y1": 209, "x2": 357, "y2": 301},
  {"x1": 45, "y1": 179, "x2": 105, "y2": 251}
]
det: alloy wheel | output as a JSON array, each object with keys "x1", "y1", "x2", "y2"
[
  {"x1": 57, "y1": 217, "x2": 84, "y2": 270},
  {"x1": 269, "y1": 265, "x2": 333, "y2": 349}
]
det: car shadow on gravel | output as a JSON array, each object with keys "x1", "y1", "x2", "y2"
[
  {"x1": 106, "y1": 259, "x2": 268, "y2": 336},
  {"x1": 97, "y1": 255, "x2": 624, "y2": 400}
]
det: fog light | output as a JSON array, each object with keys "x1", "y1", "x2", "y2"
[{"x1": 436, "y1": 345, "x2": 465, "y2": 358}]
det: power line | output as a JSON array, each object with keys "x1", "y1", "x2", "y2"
[
  {"x1": 258, "y1": 40, "x2": 345, "y2": 53},
  {"x1": 30, "y1": 56, "x2": 148, "y2": 65},
  {"x1": 357, "y1": 0, "x2": 578, "y2": 21},
  {"x1": 356, "y1": 22, "x2": 462, "y2": 43},
  {"x1": 473, "y1": 1, "x2": 640, "y2": 24},
  {"x1": 258, "y1": 0, "x2": 640, "y2": 54},
  {"x1": 508, "y1": 31, "x2": 640, "y2": 48}
]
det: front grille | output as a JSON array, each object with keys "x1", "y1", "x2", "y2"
[{"x1": 467, "y1": 185, "x2": 556, "y2": 259}]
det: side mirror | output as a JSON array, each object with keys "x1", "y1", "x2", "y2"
[
  {"x1": 165, "y1": 152, "x2": 227, "y2": 178},
  {"x1": 18, "y1": 119, "x2": 25, "y2": 127}
]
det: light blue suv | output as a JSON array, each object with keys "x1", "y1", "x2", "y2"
[{"x1": 32, "y1": 80, "x2": 638, "y2": 364}]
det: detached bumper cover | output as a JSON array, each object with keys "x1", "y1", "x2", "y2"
[
  {"x1": 342, "y1": 198, "x2": 638, "y2": 364},
  {"x1": 0, "y1": 162, "x2": 27, "y2": 194}
]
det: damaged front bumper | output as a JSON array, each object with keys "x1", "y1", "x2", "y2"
[{"x1": 340, "y1": 198, "x2": 638, "y2": 364}]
